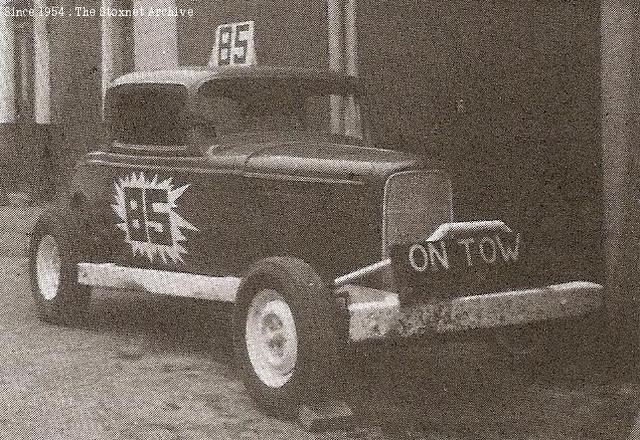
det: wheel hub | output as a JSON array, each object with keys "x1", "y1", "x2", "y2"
[
  {"x1": 245, "y1": 289, "x2": 298, "y2": 388},
  {"x1": 36, "y1": 235, "x2": 61, "y2": 301}
]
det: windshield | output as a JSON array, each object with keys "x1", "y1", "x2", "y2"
[{"x1": 195, "y1": 78, "x2": 364, "y2": 143}]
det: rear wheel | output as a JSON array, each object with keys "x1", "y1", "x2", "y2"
[
  {"x1": 29, "y1": 208, "x2": 91, "y2": 324},
  {"x1": 233, "y1": 257, "x2": 340, "y2": 415}
]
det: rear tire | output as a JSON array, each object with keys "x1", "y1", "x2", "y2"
[
  {"x1": 28, "y1": 208, "x2": 91, "y2": 325},
  {"x1": 233, "y1": 257, "x2": 340, "y2": 416}
]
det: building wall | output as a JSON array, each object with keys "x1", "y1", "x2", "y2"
[
  {"x1": 176, "y1": 0, "x2": 328, "y2": 68},
  {"x1": 357, "y1": 1, "x2": 603, "y2": 280},
  {"x1": 601, "y1": 0, "x2": 640, "y2": 354},
  {"x1": 49, "y1": 0, "x2": 102, "y2": 182},
  {"x1": 133, "y1": 0, "x2": 178, "y2": 70},
  {"x1": 0, "y1": 1, "x2": 610, "y2": 286},
  {"x1": 0, "y1": 13, "x2": 18, "y2": 189}
]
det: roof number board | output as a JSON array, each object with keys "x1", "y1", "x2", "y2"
[{"x1": 209, "y1": 21, "x2": 256, "y2": 67}]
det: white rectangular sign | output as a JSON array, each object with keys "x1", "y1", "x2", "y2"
[{"x1": 209, "y1": 21, "x2": 256, "y2": 67}]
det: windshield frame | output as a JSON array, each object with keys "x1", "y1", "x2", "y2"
[{"x1": 193, "y1": 76, "x2": 371, "y2": 146}]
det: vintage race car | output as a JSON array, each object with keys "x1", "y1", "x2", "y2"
[{"x1": 28, "y1": 65, "x2": 604, "y2": 414}]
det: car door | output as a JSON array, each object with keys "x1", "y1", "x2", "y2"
[{"x1": 83, "y1": 83, "x2": 250, "y2": 277}]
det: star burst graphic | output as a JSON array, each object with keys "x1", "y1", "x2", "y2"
[{"x1": 112, "y1": 172, "x2": 198, "y2": 264}]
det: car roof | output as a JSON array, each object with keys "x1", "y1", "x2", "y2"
[{"x1": 109, "y1": 65, "x2": 359, "y2": 93}]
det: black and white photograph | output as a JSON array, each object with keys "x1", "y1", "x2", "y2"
[{"x1": 0, "y1": 1, "x2": 638, "y2": 438}]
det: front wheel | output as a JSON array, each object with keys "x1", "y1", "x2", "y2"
[
  {"x1": 29, "y1": 208, "x2": 91, "y2": 324},
  {"x1": 233, "y1": 257, "x2": 341, "y2": 416}
]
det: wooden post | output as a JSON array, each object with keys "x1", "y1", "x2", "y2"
[{"x1": 601, "y1": 0, "x2": 640, "y2": 367}]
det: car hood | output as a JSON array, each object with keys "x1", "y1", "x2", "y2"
[{"x1": 207, "y1": 140, "x2": 422, "y2": 183}]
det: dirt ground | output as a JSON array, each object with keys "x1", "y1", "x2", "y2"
[{"x1": 0, "y1": 206, "x2": 639, "y2": 440}]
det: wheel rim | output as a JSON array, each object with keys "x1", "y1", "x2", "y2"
[
  {"x1": 36, "y1": 235, "x2": 61, "y2": 301},
  {"x1": 245, "y1": 289, "x2": 298, "y2": 388}
]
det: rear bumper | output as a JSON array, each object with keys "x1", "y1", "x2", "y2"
[{"x1": 340, "y1": 281, "x2": 603, "y2": 342}]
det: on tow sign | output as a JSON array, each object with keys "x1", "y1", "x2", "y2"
[{"x1": 209, "y1": 21, "x2": 256, "y2": 67}]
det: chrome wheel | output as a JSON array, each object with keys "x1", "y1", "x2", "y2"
[
  {"x1": 36, "y1": 235, "x2": 61, "y2": 301},
  {"x1": 245, "y1": 289, "x2": 298, "y2": 388}
]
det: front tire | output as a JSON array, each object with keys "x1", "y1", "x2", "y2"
[
  {"x1": 233, "y1": 257, "x2": 340, "y2": 415},
  {"x1": 29, "y1": 208, "x2": 91, "y2": 324}
]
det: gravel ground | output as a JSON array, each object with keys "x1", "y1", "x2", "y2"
[{"x1": 0, "y1": 205, "x2": 638, "y2": 440}]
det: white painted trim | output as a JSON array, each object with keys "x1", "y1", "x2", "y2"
[
  {"x1": 77, "y1": 263, "x2": 240, "y2": 302},
  {"x1": 334, "y1": 258, "x2": 390, "y2": 287},
  {"x1": 427, "y1": 220, "x2": 512, "y2": 242},
  {"x1": 343, "y1": 281, "x2": 604, "y2": 341}
]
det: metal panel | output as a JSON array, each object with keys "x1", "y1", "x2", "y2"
[
  {"x1": 382, "y1": 170, "x2": 453, "y2": 259},
  {"x1": 342, "y1": 281, "x2": 604, "y2": 341}
]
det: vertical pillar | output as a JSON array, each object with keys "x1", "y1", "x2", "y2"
[
  {"x1": 101, "y1": 0, "x2": 124, "y2": 107},
  {"x1": 601, "y1": 0, "x2": 640, "y2": 363},
  {"x1": 33, "y1": 0, "x2": 49, "y2": 124},
  {"x1": 343, "y1": 0, "x2": 357, "y2": 77},
  {"x1": 328, "y1": 0, "x2": 360, "y2": 136},
  {"x1": 0, "y1": 11, "x2": 17, "y2": 187},
  {"x1": 327, "y1": 0, "x2": 344, "y2": 134},
  {"x1": 0, "y1": 14, "x2": 16, "y2": 124},
  {"x1": 133, "y1": 0, "x2": 178, "y2": 70},
  {"x1": 343, "y1": 0, "x2": 359, "y2": 137}
]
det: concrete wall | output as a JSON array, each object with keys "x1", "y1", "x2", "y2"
[
  {"x1": 601, "y1": 0, "x2": 640, "y2": 357},
  {"x1": 0, "y1": 12, "x2": 18, "y2": 189},
  {"x1": 176, "y1": 0, "x2": 328, "y2": 69},
  {"x1": 49, "y1": 0, "x2": 102, "y2": 183},
  {"x1": 357, "y1": 1, "x2": 603, "y2": 281},
  {"x1": 133, "y1": 0, "x2": 178, "y2": 70}
]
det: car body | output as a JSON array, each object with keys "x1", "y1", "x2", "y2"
[{"x1": 29, "y1": 65, "x2": 604, "y2": 412}]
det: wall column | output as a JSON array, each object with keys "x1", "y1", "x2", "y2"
[
  {"x1": 0, "y1": 14, "x2": 16, "y2": 124},
  {"x1": 101, "y1": 0, "x2": 125, "y2": 108},
  {"x1": 327, "y1": 0, "x2": 344, "y2": 134},
  {"x1": 328, "y1": 0, "x2": 359, "y2": 136},
  {"x1": 133, "y1": 0, "x2": 178, "y2": 70},
  {"x1": 0, "y1": 12, "x2": 17, "y2": 186},
  {"x1": 343, "y1": 0, "x2": 357, "y2": 77},
  {"x1": 343, "y1": 0, "x2": 359, "y2": 137},
  {"x1": 33, "y1": 0, "x2": 49, "y2": 124},
  {"x1": 601, "y1": 0, "x2": 640, "y2": 365}
]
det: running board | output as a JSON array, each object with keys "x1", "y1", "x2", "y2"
[{"x1": 77, "y1": 263, "x2": 240, "y2": 302}]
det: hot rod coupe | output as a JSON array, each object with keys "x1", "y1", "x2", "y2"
[{"x1": 29, "y1": 65, "x2": 604, "y2": 414}]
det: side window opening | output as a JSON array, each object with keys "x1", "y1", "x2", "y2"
[{"x1": 106, "y1": 84, "x2": 190, "y2": 151}]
